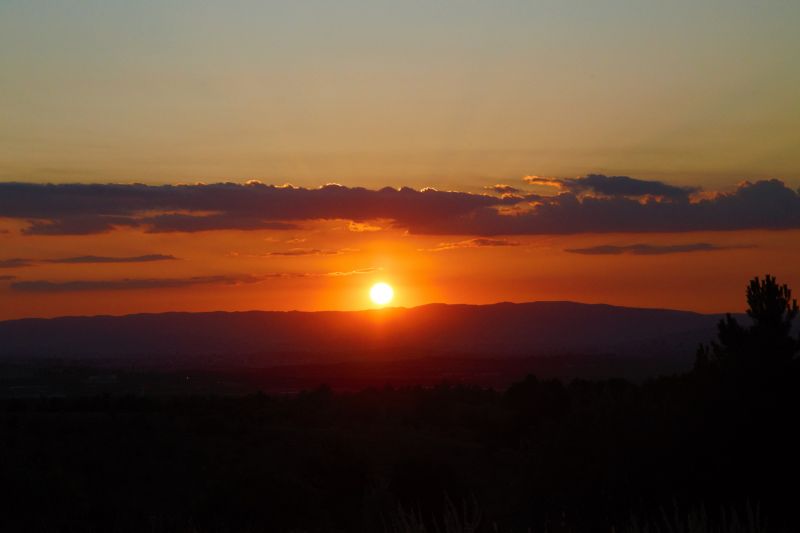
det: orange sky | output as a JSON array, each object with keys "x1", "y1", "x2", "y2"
[
  {"x1": 1, "y1": 3, "x2": 799, "y2": 319},
  {"x1": 2, "y1": 211, "x2": 798, "y2": 320}
]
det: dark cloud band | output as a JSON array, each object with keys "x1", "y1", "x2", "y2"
[
  {"x1": 484, "y1": 184, "x2": 521, "y2": 194},
  {"x1": 10, "y1": 268, "x2": 379, "y2": 292},
  {"x1": 420, "y1": 238, "x2": 521, "y2": 252},
  {"x1": 0, "y1": 259, "x2": 34, "y2": 269},
  {"x1": 10, "y1": 274, "x2": 287, "y2": 293},
  {"x1": 0, "y1": 254, "x2": 177, "y2": 268},
  {"x1": 565, "y1": 243, "x2": 751, "y2": 256},
  {"x1": 0, "y1": 182, "x2": 504, "y2": 236},
  {"x1": 47, "y1": 254, "x2": 177, "y2": 264},
  {"x1": 414, "y1": 179, "x2": 800, "y2": 235},
  {"x1": 525, "y1": 174, "x2": 699, "y2": 200},
  {"x1": 1, "y1": 178, "x2": 798, "y2": 236}
]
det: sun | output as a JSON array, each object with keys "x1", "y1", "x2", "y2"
[{"x1": 369, "y1": 282, "x2": 394, "y2": 306}]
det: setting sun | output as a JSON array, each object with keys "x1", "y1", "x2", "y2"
[{"x1": 369, "y1": 282, "x2": 394, "y2": 306}]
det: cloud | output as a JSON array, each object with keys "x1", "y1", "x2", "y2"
[
  {"x1": 0, "y1": 254, "x2": 177, "y2": 268},
  {"x1": 485, "y1": 184, "x2": 521, "y2": 194},
  {"x1": 263, "y1": 248, "x2": 357, "y2": 257},
  {"x1": 1, "y1": 177, "x2": 799, "y2": 236},
  {"x1": 420, "y1": 238, "x2": 521, "y2": 252},
  {"x1": 0, "y1": 258, "x2": 34, "y2": 269},
  {"x1": 0, "y1": 182, "x2": 506, "y2": 236},
  {"x1": 413, "y1": 179, "x2": 800, "y2": 235},
  {"x1": 325, "y1": 267, "x2": 381, "y2": 277},
  {"x1": 0, "y1": 275, "x2": 16, "y2": 281},
  {"x1": 525, "y1": 174, "x2": 699, "y2": 200},
  {"x1": 46, "y1": 254, "x2": 178, "y2": 264},
  {"x1": 9, "y1": 267, "x2": 379, "y2": 292},
  {"x1": 22, "y1": 216, "x2": 140, "y2": 236},
  {"x1": 348, "y1": 221, "x2": 383, "y2": 232},
  {"x1": 142, "y1": 214, "x2": 296, "y2": 233},
  {"x1": 564, "y1": 243, "x2": 752, "y2": 256},
  {"x1": 10, "y1": 274, "x2": 290, "y2": 293}
]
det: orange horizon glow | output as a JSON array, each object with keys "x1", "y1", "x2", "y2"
[{"x1": 1, "y1": 218, "x2": 798, "y2": 321}]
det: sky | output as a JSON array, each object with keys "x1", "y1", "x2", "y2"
[{"x1": 1, "y1": 1, "x2": 799, "y2": 319}]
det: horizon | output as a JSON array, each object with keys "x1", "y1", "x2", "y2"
[{"x1": 0, "y1": 297, "x2": 734, "y2": 323}]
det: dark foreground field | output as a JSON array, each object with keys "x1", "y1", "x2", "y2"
[
  {"x1": 1, "y1": 368, "x2": 798, "y2": 533},
  {"x1": 2, "y1": 277, "x2": 798, "y2": 532}
]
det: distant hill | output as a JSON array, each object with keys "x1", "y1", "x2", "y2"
[{"x1": 0, "y1": 302, "x2": 733, "y2": 366}]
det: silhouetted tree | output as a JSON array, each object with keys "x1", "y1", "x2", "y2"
[
  {"x1": 698, "y1": 275, "x2": 800, "y2": 373},
  {"x1": 693, "y1": 343, "x2": 712, "y2": 372}
]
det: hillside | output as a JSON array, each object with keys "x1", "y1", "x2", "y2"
[{"x1": 0, "y1": 301, "x2": 729, "y2": 364}]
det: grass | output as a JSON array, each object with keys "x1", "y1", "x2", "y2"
[
  {"x1": 623, "y1": 504, "x2": 767, "y2": 533},
  {"x1": 387, "y1": 503, "x2": 768, "y2": 533}
]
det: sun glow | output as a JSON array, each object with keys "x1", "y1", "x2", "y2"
[{"x1": 369, "y1": 282, "x2": 394, "y2": 306}]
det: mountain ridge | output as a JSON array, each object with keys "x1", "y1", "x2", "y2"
[
  {"x1": 0, "y1": 301, "x2": 735, "y2": 364},
  {"x1": 0, "y1": 299, "x2": 716, "y2": 323}
]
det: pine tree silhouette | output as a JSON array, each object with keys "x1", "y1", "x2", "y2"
[{"x1": 698, "y1": 275, "x2": 800, "y2": 373}]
